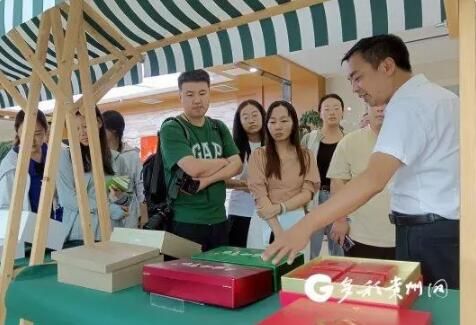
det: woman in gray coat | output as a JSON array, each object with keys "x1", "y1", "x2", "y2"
[
  {"x1": 0, "y1": 110, "x2": 49, "y2": 213},
  {"x1": 103, "y1": 110, "x2": 146, "y2": 228},
  {"x1": 57, "y1": 107, "x2": 128, "y2": 245}
]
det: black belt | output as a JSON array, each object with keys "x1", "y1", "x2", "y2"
[{"x1": 389, "y1": 211, "x2": 449, "y2": 226}]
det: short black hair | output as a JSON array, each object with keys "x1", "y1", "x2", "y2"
[
  {"x1": 318, "y1": 94, "x2": 344, "y2": 113},
  {"x1": 341, "y1": 34, "x2": 412, "y2": 72},
  {"x1": 177, "y1": 69, "x2": 210, "y2": 90}
]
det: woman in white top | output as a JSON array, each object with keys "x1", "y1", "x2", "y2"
[
  {"x1": 226, "y1": 100, "x2": 266, "y2": 247},
  {"x1": 103, "y1": 110, "x2": 147, "y2": 228}
]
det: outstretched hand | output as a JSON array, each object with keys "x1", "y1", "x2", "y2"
[{"x1": 262, "y1": 220, "x2": 313, "y2": 265}]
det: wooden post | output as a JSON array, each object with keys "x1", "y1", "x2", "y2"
[
  {"x1": 444, "y1": 0, "x2": 459, "y2": 38},
  {"x1": 459, "y1": 0, "x2": 476, "y2": 323},
  {"x1": 29, "y1": 3, "x2": 84, "y2": 265},
  {"x1": 0, "y1": 72, "x2": 27, "y2": 109},
  {"x1": 59, "y1": 1, "x2": 95, "y2": 248},
  {"x1": 0, "y1": 13, "x2": 51, "y2": 325},
  {"x1": 77, "y1": 25, "x2": 112, "y2": 241}
]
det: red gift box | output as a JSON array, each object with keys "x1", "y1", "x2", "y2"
[
  {"x1": 350, "y1": 262, "x2": 397, "y2": 282},
  {"x1": 142, "y1": 259, "x2": 273, "y2": 308},
  {"x1": 260, "y1": 298, "x2": 431, "y2": 325},
  {"x1": 279, "y1": 281, "x2": 422, "y2": 309},
  {"x1": 291, "y1": 267, "x2": 343, "y2": 281},
  {"x1": 312, "y1": 260, "x2": 355, "y2": 272},
  {"x1": 335, "y1": 271, "x2": 387, "y2": 286}
]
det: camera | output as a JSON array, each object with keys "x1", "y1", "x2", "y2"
[
  {"x1": 175, "y1": 170, "x2": 200, "y2": 195},
  {"x1": 143, "y1": 202, "x2": 174, "y2": 231}
]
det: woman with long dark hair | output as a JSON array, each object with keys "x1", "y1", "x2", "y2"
[
  {"x1": 0, "y1": 110, "x2": 48, "y2": 212},
  {"x1": 57, "y1": 107, "x2": 129, "y2": 244},
  {"x1": 103, "y1": 110, "x2": 146, "y2": 229},
  {"x1": 301, "y1": 93, "x2": 345, "y2": 258},
  {"x1": 248, "y1": 101, "x2": 319, "y2": 258},
  {"x1": 226, "y1": 100, "x2": 266, "y2": 247}
]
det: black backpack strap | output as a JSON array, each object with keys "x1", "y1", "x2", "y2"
[
  {"x1": 153, "y1": 116, "x2": 191, "y2": 202},
  {"x1": 208, "y1": 117, "x2": 224, "y2": 143},
  {"x1": 149, "y1": 130, "x2": 162, "y2": 197},
  {"x1": 163, "y1": 116, "x2": 190, "y2": 142}
]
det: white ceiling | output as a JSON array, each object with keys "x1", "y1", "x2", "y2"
[{"x1": 283, "y1": 26, "x2": 459, "y2": 77}]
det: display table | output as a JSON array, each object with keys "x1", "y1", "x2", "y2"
[{"x1": 5, "y1": 264, "x2": 459, "y2": 325}]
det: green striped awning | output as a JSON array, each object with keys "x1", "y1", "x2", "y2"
[
  {"x1": 0, "y1": 0, "x2": 446, "y2": 108},
  {"x1": 0, "y1": 0, "x2": 63, "y2": 36},
  {"x1": 138, "y1": 0, "x2": 447, "y2": 76}
]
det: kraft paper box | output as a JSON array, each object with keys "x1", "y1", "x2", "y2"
[
  {"x1": 143, "y1": 259, "x2": 273, "y2": 308},
  {"x1": 52, "y1": 241, "x2": 163, "y2": 293},
  {"x1": 192, "y1": 246, "x2": 304, "y2": 291},
  {"x1": 259, "y1": 298, "x2": 431, "y2": 325},
  {"x1": 111, "y1": 228, "x2": 201, "y2": 258},
  {"x1": 281, "y1": 256, "x2": 421, "y2": 308}
]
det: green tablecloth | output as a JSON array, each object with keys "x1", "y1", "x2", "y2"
[{"x1": 5, "y1": 264, "x2": 460, "y2": 325}]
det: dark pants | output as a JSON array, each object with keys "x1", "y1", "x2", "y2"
[
  {"x1": 396, "y1": 219, "x2": 459, "y2": 289},
  {"x1": 228, "y1": 215, "x2": 251, "y2": 248},
  {"x1": 172, "y1": 220, "x2": 229, "y2": 252},
  {"x1": 344, "y1": 240, "x2": 395, "y2": 260}
]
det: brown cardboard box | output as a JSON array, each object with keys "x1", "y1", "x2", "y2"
[
  {"x1": 110, "y1": 228, "x2": 201, "y2": 258},
  {"x1": 52, "y1": 241, "x2": 162, "y2": 292}
]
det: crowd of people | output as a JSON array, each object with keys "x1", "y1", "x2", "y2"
[{"x1": 0, "y1": 34, "x2": 460, "y2": 290}]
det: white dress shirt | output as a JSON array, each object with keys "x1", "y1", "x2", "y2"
[{"x1": 374, "y1": 74, "x2": 460, "y2": 220}]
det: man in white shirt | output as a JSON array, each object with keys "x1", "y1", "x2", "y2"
[
  {"x1": 263, "y1": 34, "x2": 460, "y2": 289},
  {"x1": 327, "y1": 105, "x2": 395, "y2": 260}
]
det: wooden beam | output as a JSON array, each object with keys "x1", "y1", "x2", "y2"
[
  {"x1": 135, "y1": 0, "x2": 326, "y2": 54},
  {"x1": 459, "y1": 0, "x2": 476, "y2": 323},
  {"x1": 83, "y1": 22, "x2": 127, "y2": 62},
  {"x1": 6, "y1": 0, "x2": 325, "y2": 90},
  {"x1": 9, "y1": 29, "x2": 62, "y2": 97},
  {"x1": 9, "y1": 54, "x2": 116, "y2": 88},
  {"x1": 0, "y1": 71, "x2": 27, "y2": 109},
  {"x1": 77, "y1": 25, "x2": 112, "y2": 241},
  {"x1": 0, "y1": 13, "x2": 51, "y2": 324},
  {"x1": 60, "y1": 0, "x2": 95, "y2": 247},
  {"x1": 79, "y1": 1, "x2": 140, "y2": 56},
  {"x1": 29, "y1": 0, "x2": 84, "y2": 265},
  {"x1": 64, "y1": 109, "x2": 95, "y2": 246},
  {"x1": 50, "y1": 7, "x2": 65, "y2": 61},
  {"x1": 73, "y1": 53, "x2": 143, "y2": 112},
  {"x1": 444, "y1": 0, "x2": 459, "y2": 38}
]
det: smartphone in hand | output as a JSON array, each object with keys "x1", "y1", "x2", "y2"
[{"x1": 342, "y1": 235, "x2": 355, "y2": 252}]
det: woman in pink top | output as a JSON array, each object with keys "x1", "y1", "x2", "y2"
[{"x1": 247, "y1": 101, "x2": 320, "y2": 257}]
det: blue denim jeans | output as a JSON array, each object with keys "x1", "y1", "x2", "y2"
[{"x1": 310, "y1": 190, "x2": 344, "y2": 258}]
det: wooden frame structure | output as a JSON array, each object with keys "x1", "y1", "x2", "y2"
[
  {"x1": 0, "y1": 0, "x2": 473, "y2": 324},
  {"x1": 0, "y1": 1, "x2": 327, "y2": 323}
]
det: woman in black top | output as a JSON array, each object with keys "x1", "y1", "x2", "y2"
[{"x1": 301, "y1": 94, "x2": 345, "y2": 258}]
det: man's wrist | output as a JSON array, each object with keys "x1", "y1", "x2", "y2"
[{"x1": 336, "y1": 217, "x2": 348, "y2": 223}]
